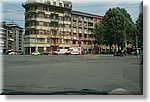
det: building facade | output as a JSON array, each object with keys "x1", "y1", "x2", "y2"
[
  {"x1": 1, "y1": 22, "x2": 24, "y2": 54},
  {"x1": 0, "y1": 26, "x2": 5, "y2": 54},
  {"x1": 71, "y1": 11, "x2": 103, "y2": 53},
  {"x1": 23, "y1": 0, "x2": 104, "y2": 54},
  {"x1": 23, "y1": 0, "x2": 72, "y2": 54}
]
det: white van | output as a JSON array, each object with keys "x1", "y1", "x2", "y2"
[
  {"x1": 65, "y1": 47, "x2": 82, "y2": 55},
  {"x1": 53, "y1": 49, "x2": 68, "y2": 55}
]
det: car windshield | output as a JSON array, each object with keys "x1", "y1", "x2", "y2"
[{"x1": 2, "y1": 0, "x2": 143, "y2": 96}]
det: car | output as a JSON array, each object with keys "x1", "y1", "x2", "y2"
[
  {"x1": 41, "y1": 52, "x2": 50, "y2": 55},
  {"x1": 114, "y1": 50, "x2": 124, "y2": 57},
  {"x1": 8, "y1": 51, "x2": 17, "y2": 55},
  {"x1": 31, "y1": 51, "x2": 40, "y2": 55},
  {"x1": 53, "y1": 49, "x2": 68, "y2": 55},
  {"x1": 65, "y1": 47, "x2": 82, "y2": 55}
]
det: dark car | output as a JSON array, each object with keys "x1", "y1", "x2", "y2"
[
  {"x1": 114, "y1": 50, "x2": 124, "y2": 57},
  {"x1": 41, "y1": 52, "x2": 50, "y2": 55}
]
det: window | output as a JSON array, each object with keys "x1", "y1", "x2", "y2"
[
  {"x1": 47, "y1": 23, "x2": 50, "y2": 27},
  {"x1": 39, "y1": 22, "x2": 44, "y2": 26},
  {"x1": 59, "y1": 24, "x2": 63, "y2": 28},
  {"x1": 73, "y1": 15, "x2": 76, "y2": 20},
  {"x1": 47, "y1": 38, "x2": 51, "y2": 43},
  {"x1": 59, "y1": 3, "x2": 62, "y2": 7},
  {"x1": 47, "y1": 7, "x2": 50, "y2": 11},
  {"x1": 32, "y1": 22, "x2": 35, "y2": 26},
  {"x1": 65, "y1": 24, "x2": 69, "y2": 29},
  {"x1": 39, "y1": 14, "x2": 44, "y2": 18},
  {"x1": 89, "y1": 30, "x2": 92, "y2": 34},
  {"x1": 39, "y1": 30, "x2": 43, "y2": 35},
  {"x1": 64, "y1": 4, "x2": 69, "y2": 8},
  {"x1": 47, "y1": 15, "x2": 50, "y2": 19},
  {"x1": 84, "y1": 17, "x2": 87, "y2": 21},
  {"x1": 37, "y1": 38, "x2": 45, "y2": 43},
  {"x1": 84, "y1": 34, "x2": 87, "y2": 38},
  {"x1": 79, "y1": 33, "x2": 82, "y2": 37},
  {"x1": 84, "y1": 29, "x2": 87, "y2": 33},
  {"x1": 64, "y1": 11, "x2": 69, "y2": 15},
  {"x1": 84, "y1": 23, "x2": 87, "y2": 28},
  {"x1": 53, "y1": 15, "x2": 56, "y2": 20},
  {"x1": 73, "y1": 22, "x2": 76, "y2": 27},
  {"x1": 79, "y1": 23, "x2": 82, "y2": 27},
  {"x1": 79, "y1": 16, "x2": 82, "y2": 21},
  {"x1": 78, "y1": 41, "x2": 81, "y2": 44},
  {"x1": 30, "y1": 39, "x2": 36, "y2": 43},
  {"x1": 24, "y1": 38, "x2": 35, "y2": 43},
  {"x1": 73, "y1": 28, "x2": 76, "y2": 32},
  {"x1": 79, "y1": 29, "x2": 82, "y2": 33},
  {"x1": 53, "y1": 1, "x2": 56, "y2": 6},
  {"x1": 32, "y1": 14, "x2": 35, "y2": 18},
  {"x1": 73, "y1": 40, "x2": 76, "y2": 44},
  {"x1": 88, "y1": 41, "x2": 91, "y2": 45},
  {"x1": 65, "y1": 16, "x2": 70, "y2": 21},
  {"x1": 88, "y1": 17, "x2": 93, "y2": 22},
  {"x1": 59, "y1": 16, "x2": 62, "y2": 21}
]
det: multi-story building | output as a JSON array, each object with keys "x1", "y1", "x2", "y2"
[
  {"x1": 23, "y1": 0, "x2": 72, "y2": 54},
  {"x1": 0, "y1": 26, "x2": 5, "y2": 54},
  {"x1": 71, "y1": 11, "x2": 103, "y2": 53},
  {"x1": 1, "y1": 22, "x2": 24, "y2": 54},
  {"x1": 23, "y1": 0, "x2": 105, "y2": 54}
]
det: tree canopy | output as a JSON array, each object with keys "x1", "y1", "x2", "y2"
[
  {"x1": 135, "y1": 13, "x2": 143, "y2": 47},
  {"x1": 94, "y1": 7, "x2": 135, "y2": 52}
]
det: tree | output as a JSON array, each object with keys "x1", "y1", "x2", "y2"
[
  {"x1": 136, "y1": 13, "x2": 143, "y2": 47},
  {"x1": 103, "y1": 7, "x2": 135, "y2": 52},
  {"x1": 93, "y1": 22, "x2": 105, "y2": 54}
]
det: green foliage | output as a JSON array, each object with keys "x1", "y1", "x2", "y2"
[
  {"x1": 93, "y1": 21, "x2": 105, "y2": 45},
  {"x1": 136, "y1": 13, "x2": 143, "y2": 46},
  {"x1": 94, "y1": 7, "x2": 136, "y2": 52}
]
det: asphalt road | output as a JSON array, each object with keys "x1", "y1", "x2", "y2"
[{"x1": 2, "y1": 55, "x2": 143, "y2": 94}]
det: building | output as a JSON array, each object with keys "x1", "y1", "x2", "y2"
[
  {"x1": 23, "y1": 0, "x2": 104, "y2": 54},
  {"x1": 23, "y1": 0, "x2": 72, "y2": 54},
  {"x1": 71, "y1": 11, "x2": 103, "y2": 54},
  {"x1": 0, "y1": 26, "x2": 5, "y2": 54},
  {"x1": 1, "y1": 22, "x2": 24, "y2": 54}
]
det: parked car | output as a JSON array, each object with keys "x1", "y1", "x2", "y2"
[
  {"x1": 65, "y1": 47, "x2": 82, "y2": 55},
  {"x1": 31, "y1": 51, "x2": 40, "y2": 55},
  {"x1": 114, "y1": 50, "x2": 124, "y2": 57},
  {"x1": 52, "y1": 49, "x2": 68, "y2": 55},
  {"x1": 8, "y1": 51, "x2": 17, "y2": 55},
  {"x1": 41, "y1": 52, "x2": 50, "y2": 55}
]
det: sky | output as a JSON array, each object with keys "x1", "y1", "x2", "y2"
[{"x1": 0, "y1": 0, "x2": 142, "y2": 28}]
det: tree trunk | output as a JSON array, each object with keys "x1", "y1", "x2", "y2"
[
  {"x1": 98, "y1": 45, "x2": 101, "y2": 54},
  {"x1": 109, "y1": 44, "x2": 112, "y2": 53}
]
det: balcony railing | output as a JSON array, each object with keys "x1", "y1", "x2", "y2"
[
  {"x1": 88, "y1": 26, "x2": 93, "y2": 29},
  {"x1": 72, "y1": 36, "x2": 78, "y2": 40},
  {"x1": 64, "y1": 36, "x2": 71, "y2": 39}
]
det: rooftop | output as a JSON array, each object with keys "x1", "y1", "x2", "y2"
[{"x1": 72, "y1": 10, "x2": 103, "y2": 19}]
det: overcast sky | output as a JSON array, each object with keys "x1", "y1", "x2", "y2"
[{"x1": 1, "y1": 0, "x2": 142, "y2": 28}]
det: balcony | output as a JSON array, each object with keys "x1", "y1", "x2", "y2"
[
  {"x1": 37, "y1": 9, "x2": 45, "y2": 13},
  {"x1": 73, "y1": 24, "x2": 77, "y2": 28},
  {"x1": 73, "y1": 18, "x2": 77, "y2": 21},
  {"x1": 72, "y1": 36, "x2": 78, "y2": 40},
  {"x1": 64, "y1": 36, "x2": 71, "y2": 39},
  {"x1": 59, "y1": 43, "x2": 71, "y2": 48},
  {"x1": 51, "y1": 19, "x2": 59, "y2": 23},
  {"x1": 8, "y1": 38, "x2": 14, "y2": 41},
  {"x1": 79, "y1": 19, "x2": 82, "y2": 22},
  {"x1": 51, "y1": 12, "x2": 59, "y2": 15},
  {"x1": 88, "y1": 25, "x2": 93, "y2": 29}
]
